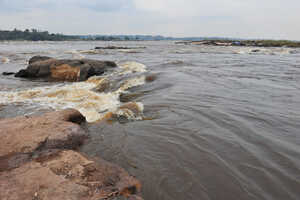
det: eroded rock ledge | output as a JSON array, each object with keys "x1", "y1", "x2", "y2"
[
  {"x1": 15, "y1": 56, "x2": 117, "y2": 81},
  {"x1": 0, "y1": 109, "x2": 143, "y2": 200}
]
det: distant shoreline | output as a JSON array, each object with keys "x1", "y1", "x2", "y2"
[{"x1": 1, "y1": 29, "x2": 300, "y2": 47}]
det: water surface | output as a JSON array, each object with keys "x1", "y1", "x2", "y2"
[{"x1": 1, "y1": 41, "x2": 300, "y2": 200}]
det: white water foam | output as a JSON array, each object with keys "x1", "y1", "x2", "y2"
[
  {"x1": 0, "y1": 62, "x2": 147, "y2": 122},
  {"x1": 235, "y1": 47, "x2": 298, "y2": 55},
  {"x1": 64, "y1": 50, "x2": 85, "y2": 59},
  {"x1": 118, "y1": 61, "x2": 147, "y2": 75},
  {"x1": 1, "y1": 57, "x2": 10, "y2": 64}
]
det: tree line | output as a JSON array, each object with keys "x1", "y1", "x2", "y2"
[{"x1": 0, "y1": 29, "x2": 79, "y2": 41}]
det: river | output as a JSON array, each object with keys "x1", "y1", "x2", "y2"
[{"x1": 0, "y1": 41, "x2": 300, "y2": 200}]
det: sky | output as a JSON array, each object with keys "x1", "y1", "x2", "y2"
[{"x1": 0, "y1": 0, "x2": 299, "y2": 40}]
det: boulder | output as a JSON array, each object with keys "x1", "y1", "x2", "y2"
[
  {"x1": 0, "y1": 150, "x2": 142, "y2": 200},
  {"x1": 28, "y1": 55, "x2": 52, "y2": 64},
  {"x1": 0, "y1": 109, "x2": 87, "y2": 157},
  {"x1": 15, "y1": 56, "x2": 117, "y2": 81}
]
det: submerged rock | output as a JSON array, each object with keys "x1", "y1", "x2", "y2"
[
  {"x1": 15, "y1": 56, "x2": 117, "y2": 81},
  {"x1": 2, "y1": 72, "x2": 15, "y2": 76}
]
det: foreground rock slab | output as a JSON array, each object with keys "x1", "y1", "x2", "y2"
[
  {"x1": 0, "y1": 109, "x2": 143, "y2": 200},
  {"x1": 0, "y1": 150, "x2": 142, "y2": 200},
  {"x1": 0, "y1": 109, "x2": 87, "y2": 157},
  {"x1": 15, "y1": 56, "x2": 117, "y2": 81}
]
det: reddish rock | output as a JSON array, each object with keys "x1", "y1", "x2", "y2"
[
  {"x1": 0, "y1": 109, "x2": 143, "y2": 200},
  {"x1": 15, "y1": 56, "x2": 117, "y2": 81},
  {"x1": 0, "y1": 150, "x2": 142, "y2": 200},
  {"x1": 0, "y1": 109, "x2": 87, "y2": 157}
]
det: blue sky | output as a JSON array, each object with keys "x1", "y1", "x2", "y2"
[{"x1": 0, "y1": 0, "x2": 299, "y2": 40}]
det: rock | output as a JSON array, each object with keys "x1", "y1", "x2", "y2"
[
  {"x1": 14, "y1": 69, "x2": 28, "y2": 77},
  {"x1": 15, "y1": 56, "x2": 117, "y2": 81},
  {"x1": 29, "y1": 55, "x2": 52, "y2": 64},
  {"x1": 251, "y1": 49, "x2": 260, "y2": 53},
  {"x1": 95, "y1": 46, "x2": 146, "y2": 50},
  {"x1": 145, "y1": 74, "x2": 157, "y2": 82},
  {"x1": 0, "y1": 109, "x2": 87, "y2": 157},
  {"x1": 0, "y1": 109, "x2": 144, "y2": 200},
  {"x1": 0, "y1": 150, "x2": 142, "y2": 200},
  {"x1": 92, "y1": 78, "x2": 111, "y2": 93},
  {"x1": 2, "y1": 72, "x2": 15, "y2": 76},
  {"x1": 0, "y1": 158, "x2": 89, "y2": 200}
]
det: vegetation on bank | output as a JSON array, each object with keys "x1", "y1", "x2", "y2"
[
  {"x1": 0, "y1": 29, "x2": 78, "y2": 41},
  {"x1": 0, "y1": 28, "x2": 167, "y2": 41}
]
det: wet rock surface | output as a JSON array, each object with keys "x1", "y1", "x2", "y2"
[
  {"x1": 0, "y1": 109, "x2": 143, "y2": 200},
  {"x1": 15, "y1": 56, "x2": 117, "y2": 81}
]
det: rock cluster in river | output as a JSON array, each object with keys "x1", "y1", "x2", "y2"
[
  {"x1": 0, "y1": 109, "x2": 143, "y2": 200},
  {"x1": 95, "y1": 46, "x2": 146, "y2": 50},
  {"x1": 15, "y1": 56, "x2": 117, "y2": 81}
]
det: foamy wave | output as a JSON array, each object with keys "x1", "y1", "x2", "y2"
[
  {"x1": 118, "y1": 49, "x2": 143, "y2": 53},
  {"x1": 235, "y1": 48, "x2": 298, "y2": 55},
  {"x1": 78, "y1": 49, "x2": 106, "y2": 55},
  {"x1": 118, "y1": 61, "x2": 147, "y2": 74},
  {"x1": 1, "y1": 57, "x2": 10, "y2": 64},
  {"x1": 64, "y1": 50, "x2": 85, "y2": 59},
  {"x1": 0, "y1": 61, "x2": 148, "y2": 122}
]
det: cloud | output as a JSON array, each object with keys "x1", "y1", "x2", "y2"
[
  {"x1": 0, "y1": 0, "x2": 299, "y2": 40},
  {"x1": 0, "y1": 0, "x2": 133, "y2": 12}
]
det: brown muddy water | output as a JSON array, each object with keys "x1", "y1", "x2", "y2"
[{"x1": 1, "y1": 41, "x2": 300, "y2": 200}]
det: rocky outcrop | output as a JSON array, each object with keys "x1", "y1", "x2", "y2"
[
  {"x1": 15, "y1": 56, "x2": 117, "y2": 81},
  {"x1": 176, "y1": 39, "x2": 300, "y2": 48},
  {"x1": 95, "y1": 46, "x2": 146, "y2": 50},
  {"x1": 0, "y1": 109, "x2": 87, "y2": 157},
  {"x1": 0, "y1": 150, "x2": 142, "y2": 200},
  {"x1": 0, "y1": 109, "x2": 143, "y2": 200}
]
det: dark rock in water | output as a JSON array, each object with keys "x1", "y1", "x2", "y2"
[
  {"x1": 15, "y1": 69, "x2": 28, "y2": 77},
  {"x1": 145, "y1": 74, "x2": 157, "y2": 82},
  {"x1": 15, "y1": 56, "x2": 117, "y2": 81},
  {"x1": 28, "y1": 55, "x2": 52, "y2": 64},
  {"x1": 2, "y1": 72, "x2": 15, "y2": 76}
]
